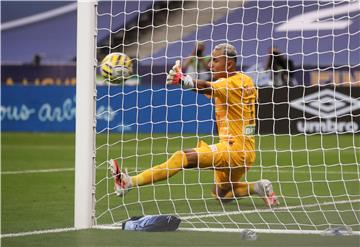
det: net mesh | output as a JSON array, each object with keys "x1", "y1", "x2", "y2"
[{"x1": 94, "y1": 0, "x2": 360, "y2": 233}]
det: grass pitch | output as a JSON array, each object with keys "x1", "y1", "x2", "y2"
[{"x1": 2, "y1": 132, "x2": 360, "y2": 246}]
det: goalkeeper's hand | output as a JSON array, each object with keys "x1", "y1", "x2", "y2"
[{"x1": 166, "y1": 60, "x2": 194, "y2": 88}]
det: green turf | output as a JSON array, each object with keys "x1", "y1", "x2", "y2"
[
  {"x1": 2, "y1": 132, "x2": 360, "y2": 246},
  {"x1": 2, "y1": 230, "x2": 360, "y2": 247}
]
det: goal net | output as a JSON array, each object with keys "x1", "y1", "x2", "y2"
[{"x1": 92, "y1": 0, "x2": 360, "y2": 234}]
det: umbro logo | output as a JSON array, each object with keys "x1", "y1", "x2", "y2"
[{"x1": 290, "y1": 89, "x2": 360, "y2": 118}]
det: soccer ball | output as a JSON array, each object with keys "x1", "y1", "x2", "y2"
[{"x1": 100, "y1": 52, "x2": 133, "y2": 84}]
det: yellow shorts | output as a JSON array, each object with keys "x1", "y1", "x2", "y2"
[{"x1": 194, "y1": 140, "x2": 256, "y2": 188}]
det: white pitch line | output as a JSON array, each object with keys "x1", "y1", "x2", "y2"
[
  {"x1": 1, "y1": 168, "x2": 74, "y2": 175},
  {"x1": 92, "y1": 225, "x2": 360, "y2": 236},
  {"x1": 1, "y1": 227, "x2": 77, "y2": 239},
  {"x1": 179, "y1": 227, "x2": 360, "y2": 235}
]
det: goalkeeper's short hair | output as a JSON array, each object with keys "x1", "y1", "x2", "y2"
[{"x1": 214, "y1": 43, "x2": 238, "y2": 63}]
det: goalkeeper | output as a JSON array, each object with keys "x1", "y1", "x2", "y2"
[{"x1": 110, "y1": 43, "x2": 279, "y2": 206}]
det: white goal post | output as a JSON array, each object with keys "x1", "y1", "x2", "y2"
[
  {"x1": 75, "y1": 0, "x2": 97, "y2": 229},
  {"x1": 75, "y1": 0, "x2": 360, "y2": 234}
]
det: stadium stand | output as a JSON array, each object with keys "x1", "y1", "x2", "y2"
[
  {"x1": 147, "y1": 1, "x2": 360, "y2": 67},
  {"x1": 1, "y1": 1, "x2": 77, "y2": 64},
  {"x1": 1, "y1": 1, "x2": 155, "y2": 64},
  {"x1": 1, "y1": 1, "x2": 359, "y2": 87},
  {"x1": 2, "y1": 1, "x2": 358, "y2": 67}
]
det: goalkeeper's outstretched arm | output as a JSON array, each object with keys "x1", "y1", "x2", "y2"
[
  {"x1": 192, "y1": 79, "x2": 213, "y2": 95},
  {"x1": 166, "y1": 43, "x2": 238, "y2": 94},
  {"x1": 166, "y1": 60, "x2": 213, "y2": 95}
]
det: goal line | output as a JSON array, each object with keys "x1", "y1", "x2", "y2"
[{"x1": 94, "y1": 198, "x2": 360, "y2": 235}]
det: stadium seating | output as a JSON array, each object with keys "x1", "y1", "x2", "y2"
[
  {"x1": 150, "y1": 1, "x2": 359, "y2": 67},
  {"x1": 3, "y1": 1, "x2": 357, "y2": 67},
  {"x1": 1, "y1": 1, "x2": 154, "y2": 64}
]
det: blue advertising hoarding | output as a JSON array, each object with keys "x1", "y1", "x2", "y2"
[
  {"x1": 2, "y1": 85, "x2": 359, "y2": 134},
  {"x1": 1, "y1": 86, "x2": 215, "y2": 134}
]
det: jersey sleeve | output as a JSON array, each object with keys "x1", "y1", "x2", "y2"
[{"x1": 210, "y1": 78, "x2": 229, "y2": 100}]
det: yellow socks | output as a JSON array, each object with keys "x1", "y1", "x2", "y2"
[{"x1": 132, "y1": 151, "x2": 188, "y2": 186}]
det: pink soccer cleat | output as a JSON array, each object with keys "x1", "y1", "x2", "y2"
[{"x1": 254, "y1": 179, "x2": 280, "y2": 207}]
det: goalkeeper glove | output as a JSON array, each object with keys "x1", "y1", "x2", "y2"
[{"x1": 166, "y1": 60, "x2": 194, "y2": 89}]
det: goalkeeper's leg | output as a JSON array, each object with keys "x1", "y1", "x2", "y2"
[
  {"x1": 131, "y1": 150, "x2": 191, "y2": 186},
  {"x1": 110, "y1": 149, "x2": 199, "y2": 196},
  {"x1": 132, "y1": 149, "x2": 205, "y2": 186},
  {"x1": 211, "y1": 167, "x2": 255, "y2": 203},
  {"x1": 130, "y1": 140, "x2": 216, "y2": 187},
  {"x1": 211, "y1": 168, "x2": 279, "y2": 207}
]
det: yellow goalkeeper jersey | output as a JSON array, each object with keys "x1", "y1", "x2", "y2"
[{"x1": 209, "y1": 72, "x2": 257, "y2": 146}]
